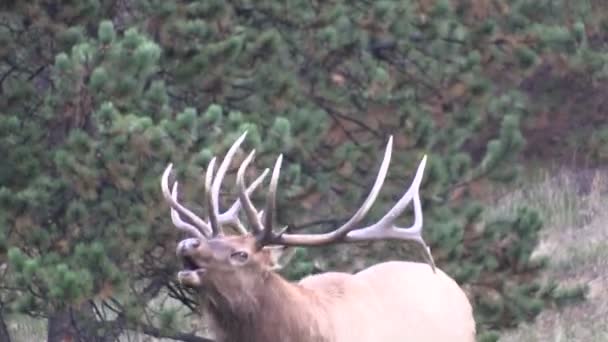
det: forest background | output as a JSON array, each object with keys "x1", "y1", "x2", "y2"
[{"x1": 1, "y1": 1, "x2": 608, "y2": 341}]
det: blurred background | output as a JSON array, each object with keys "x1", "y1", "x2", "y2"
[{"x1": 1, "y1": 0, "x2": 607, "y2": 341}]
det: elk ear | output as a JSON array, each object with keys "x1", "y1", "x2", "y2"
[{"x1": 263, "y1": 246, "x2": 297, "y2": 271}]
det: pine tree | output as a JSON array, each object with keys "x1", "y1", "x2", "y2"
[{"x1": 2, "y1": 1, "x2": 604, "y2": 341}]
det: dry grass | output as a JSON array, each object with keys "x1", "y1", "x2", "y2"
[
  {"x1": 5, "y1": 292, "x2": 210, "y2": 342},
  {"x1": 494, "y1": 168, "x2": 608, "y2": 342},
  {"x1": 6, "y1": 315, "x2": 45, "y2": 341}
]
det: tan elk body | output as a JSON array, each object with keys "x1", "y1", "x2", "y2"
[{"x1": 161, "y1": 133, "x2": 476, "y2": 342}]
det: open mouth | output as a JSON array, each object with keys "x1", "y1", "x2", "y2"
[
  {"x1": 182, "y1": 256, "x2": 205, "y2": 272},
  {"x1": 178, "y1": 256, "x2": 207, "y2": 287},
  {"x1": 182, "y1": 256, "x2": 198, "y2": 270}
]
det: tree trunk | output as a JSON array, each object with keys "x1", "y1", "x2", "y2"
[
  {"x1": 47, "y1": 305, "x2": 121, "y2": 342},
  {"x1": 47, "y1": 310, "x2": 77, "y2": 342},
  {"x1": 0, "y1": 308, "x2": 12, "y2": 342}
]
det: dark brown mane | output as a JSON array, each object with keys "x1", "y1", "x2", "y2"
[{"x1": 202, "y1": 271, "x2": 328, "y2": 342}]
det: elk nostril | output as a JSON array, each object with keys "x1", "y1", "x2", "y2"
[{"x1": 177, "y1": 238, "x2": 202, "y2": 256}]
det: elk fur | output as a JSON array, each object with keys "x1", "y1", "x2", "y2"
[
  {"x1": 162, "y1": 133, "x2": 476, "y2": 342},
  {"x1": 187, "y1": 239, "x2": 476, "y2": 342}
]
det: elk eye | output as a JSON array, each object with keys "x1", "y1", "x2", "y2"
[{"x1": 230, "y1": 251, "x2": 249, "y2": 263}]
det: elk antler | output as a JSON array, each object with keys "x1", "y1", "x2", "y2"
[
  {"x1": 236, "y1": 148, "x2": 285, "y2": 248},
  {"x1": 236, "y1": 136, "x2": 436, "y2": 271},
  {"x1": 160, "y1": 132, "x2": 268, "y2": 238},
  {"x1": 161, "y1": 133, "x2": 435, "y2": 271}
]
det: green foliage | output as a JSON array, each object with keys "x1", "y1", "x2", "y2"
[
  {"x1": 1, "y1": 0, "x2": 604, "y2": 340},
  {"x1": 279, "y1": 248, "x2": 317, "y2": 281}
]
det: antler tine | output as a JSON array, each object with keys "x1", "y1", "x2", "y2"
[
  {"x1": 259, "y1": 136, "x2": 436, "y2": 271},
  {"x1": 344, "y1": 155, "x2": 436, "y2": 272},
  {"x1": 166, "y1": 156, "x2": 269, "y2": 238},
  {"x1": 170, "y1": 182, "x2": 207, "y2": 239},
  {"x1": 221, "y1": 168, "x2": 269, "y2": 235},
  {"x1": 258, "y1": 154, "x2": 283, "y2": 246},
  {"x1": 209, "y1": 131, "x2": 249, "y2": 237},
  {"x1": 236, "y1": 149, "x2": 265, "y2": 234},
  {"x1": 204, "y1": 157, "x2": 217, "y2": 231},
  {"x1": 161, "y1": 164, "x2": 212, "y2": 237},
  {"x1": 266, "y1": 136, "x2": 393, "y2": 246},
  {"x1": 325, "y1": 137, "x2": 391, "y2": 238},
  {"x1": 162, "y1": 132, "x2": 272, "y2": 238}
]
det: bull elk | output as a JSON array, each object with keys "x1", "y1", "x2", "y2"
[{"x1": 160, "y1": 132, "x2": 476, "y2": 342}]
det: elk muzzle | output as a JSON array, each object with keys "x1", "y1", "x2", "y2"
[
  {"x1": 176, "y1": 238, "x2": 209, "y2": 287},
  {"x1": 177, "y1": 238, "x2": 202, "y2": 256}
]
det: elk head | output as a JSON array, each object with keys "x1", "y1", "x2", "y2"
[{"x1": 160, "y1": 132, "x2": 435, "y2": 292}]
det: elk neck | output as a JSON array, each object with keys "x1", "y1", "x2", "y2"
[{"x1": 198, "y1": 269, "x2": 331, "y2": 342}]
